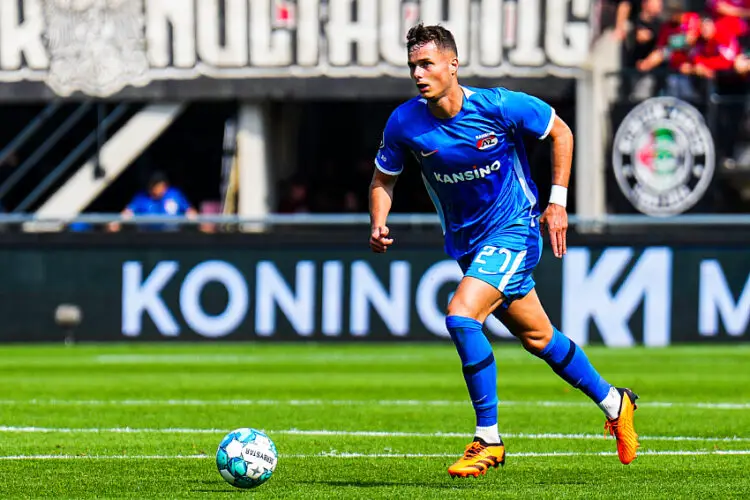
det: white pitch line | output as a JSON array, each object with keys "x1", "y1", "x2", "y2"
[
  {"x1": 1, "y1": 399, "x2": 748, "y2": 409},
  {"x1": 94, "y1": 353, "x2": 456, "y2": 364},
  {"x1": 1, "y1": 426, "x2": 748, "y2": 443},
  {"x1": 2, "y1": 450, "x2": 750, "y2": 460}
]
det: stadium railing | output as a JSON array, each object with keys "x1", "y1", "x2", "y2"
[{"x1": 1, "y1": 213, "x2": 750, "y2": 228}]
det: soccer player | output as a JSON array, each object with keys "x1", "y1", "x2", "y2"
[{"x1": 368, "y1": 24, "x2": 640, "y2": 477}]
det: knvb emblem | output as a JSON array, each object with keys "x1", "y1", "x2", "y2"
[{"x1": 612, "y1": 97, "x2": 715, "y2": 216}]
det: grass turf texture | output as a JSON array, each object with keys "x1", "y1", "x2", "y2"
[{"x1": 0, "y1": 343, "x2": 749, "y2": 499}]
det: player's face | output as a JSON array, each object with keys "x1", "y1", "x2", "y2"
[{"x1": 408, "y1": 42, "x2": 458, "y2": 100}]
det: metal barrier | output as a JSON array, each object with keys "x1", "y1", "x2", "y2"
[{"x1": 1, "y1": 213, "x2": 750, "y2": 227}]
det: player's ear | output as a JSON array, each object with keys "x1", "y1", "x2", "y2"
[{"x1": 450, "y1": 57, "x2": 459, "y2": 76}]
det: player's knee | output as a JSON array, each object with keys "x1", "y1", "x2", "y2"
[
  {"x1": 518, "y1": 327, "x2": 553, "y2": 354},
  {"x1": 445, "y1": 298, "x2": 473, "y2": 319}
]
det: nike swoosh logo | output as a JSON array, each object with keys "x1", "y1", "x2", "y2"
[
  {"x1": 420, "y1": 149, "x2": 438, "y2": 157},
  {"x1": 477, "y1": 268, "x2": 498, "y2": 275}
]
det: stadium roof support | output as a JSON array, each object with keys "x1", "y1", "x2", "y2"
[
  {"x1": 575, "y1": 31, "x2": 621, "y2": 228},
  {"x1": 236, "y1": 103, "x2": 271, "y2": 230}
]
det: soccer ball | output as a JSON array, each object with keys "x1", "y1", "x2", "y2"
[{"x1": 216, "y1": 428, "x2": 278, "y2": 489}]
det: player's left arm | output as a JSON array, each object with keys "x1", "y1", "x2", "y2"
[
  {"x1": 542, "y1": 115, "x2": 573, "y2": 259},
  {"x1": 498, "y1": 88, "x2": 571, "y2": 258}
]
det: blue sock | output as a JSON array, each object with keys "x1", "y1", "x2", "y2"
[
  {"x1": 446, "y1": 315, "x2": 498, "y2": 427},
  {"x1": 536, "y1": 327, "x2": 611, "y2": 403}
]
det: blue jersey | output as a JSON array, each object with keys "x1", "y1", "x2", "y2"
[
  {"x1": 375, "y1": 86, "x2": 554, "y2": 259},
  {"x1": 127, "y1": 187, "x2": 192, "y2": 216}
]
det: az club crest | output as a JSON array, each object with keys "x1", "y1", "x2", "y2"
[{"x1": 476, "y1": 133, "x2": 499, "y2": 151}]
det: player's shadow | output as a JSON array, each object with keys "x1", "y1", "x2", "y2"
[
  {"x1": 190, "y1": 480, "x2": 250, "y2": 493},
  {"x1": 295, "y1": 479, "x2": 478, "y2": 489},
  {"x1": 191, "y1": 491, "x2": 238, "y2": 494}
]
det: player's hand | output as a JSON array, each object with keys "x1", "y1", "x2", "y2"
[
  {"x1": 540, "y1": 204, "x2": 568, "y2": 259},
  {"x1": 370, "y1": 225, "x2": 394, "y2": 253}
]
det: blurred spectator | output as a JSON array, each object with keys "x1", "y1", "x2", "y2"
[
  {"x1": 275, "y1": 157, "x2": 430, "y2": 214},
  {"x1": 736, "y1": 53, "x2": 750, "y2": 75},
  {"x1": 354, "y1": 158, "x2": 375, "y2": 185},
  {"x1": 685, "y1": 17, "x2": 742, "y2": 79},
  {"x1": 633, "y1": 0, "x2": 665, "y2": 60},
  {"x1": 310, "y1": 159, "x2": 345, "y2": 212},
  {"x1": 68, "y1": 221, "x2": 93, "y2": 232},
  {"x1": 277, "y1": 176, "x2": 311, "y2": 213},
  {"x1": 637, "y1": 0, "x2": 702, "y2": 100},
  {"x1": 624, "y1": 0, "x2": 665, "y2": 99},
  {"x1": 0, "y1": 151, "x2": 20, "y2": 185},
  {"x1": 343, "y1": 159, "x2": 377, "y2": 212},
  {"x1": 343, "y1": 191, "x2": 362, "y2": 213},
  {"x1": 109, "y1": 170, "x2": 197, "y2": 231},
  {"x1": 198, "y1": 200, "x2": 223, "y2": 234},
  {"x1": 707, "y1": 0, "x2": 750, "y2": 39},
  {"x1": 618, "y1": 0, "x2": 664, "y2": 62},
  {"x1": 613, "y1": 0, "x2": 641, "y2": 41}
]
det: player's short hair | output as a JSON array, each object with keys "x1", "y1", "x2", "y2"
[{"x1": 406, "y1": 23, "x2": 458, "y2": 57}]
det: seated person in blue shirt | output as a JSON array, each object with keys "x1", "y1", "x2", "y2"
[{"x1": 110, "y1": 171, "x2": 197, "y2": 231}]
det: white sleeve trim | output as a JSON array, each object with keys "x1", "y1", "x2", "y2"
[
  {"x1": 539, "y1": 108, "x2": 556, "y2": 140},
  {"x1": 374, "y1": 158, "x2": 402, "y2": 176}
]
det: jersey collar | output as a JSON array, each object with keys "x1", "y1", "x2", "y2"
[{"x1": 422, "y1": 85, "x2": 471, "y2": 124}]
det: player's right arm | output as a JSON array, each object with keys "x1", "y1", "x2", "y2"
[
  {"x1": 370, "y1": 170, "x2": 397, "y2": 253},
  {"x1": 369, "y1": 112, "x2": 406, "y2": 253}
]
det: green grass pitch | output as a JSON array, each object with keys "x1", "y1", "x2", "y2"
[{"x1": 1, "y1": 343, "x2": 749, "y2": 499}]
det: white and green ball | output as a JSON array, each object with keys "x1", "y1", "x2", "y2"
[{"x1": 216, "y1": 428, "x2": 278, "y2": 489}]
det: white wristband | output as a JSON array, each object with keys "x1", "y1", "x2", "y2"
[{"x1": 549, "y1": 185, "x2": 568, "y2": 208}]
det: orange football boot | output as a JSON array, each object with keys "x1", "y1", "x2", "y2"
[
  {"x1": 447, "y1": 437, "x2": 506, "y2": 478},
  {"x1": 604, "y1": 388, "x2": 640, "y2": 464}
]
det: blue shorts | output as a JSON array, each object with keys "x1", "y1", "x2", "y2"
[{"x1": 458, "y1": 220, "x2": 543, "y2": 309}]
